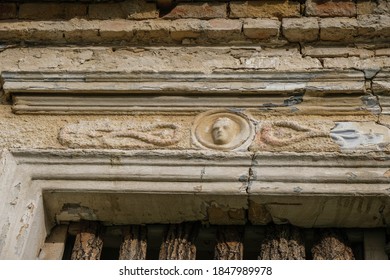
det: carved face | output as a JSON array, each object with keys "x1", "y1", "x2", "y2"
[{"x1": 211, "y1": 117, "x2": 237, "y2": 145}]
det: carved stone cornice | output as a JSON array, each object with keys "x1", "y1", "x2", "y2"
[
  {"x1": 8, "y1": 149, "x2": 390, "y2": 227},
  {"x1": 2, "y1": 70, "x2": 378, "y2": 115}
]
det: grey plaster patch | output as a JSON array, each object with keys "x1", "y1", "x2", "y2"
[
  {"x1": 56, "y1": 203, "x2": 98, "y2": 222},
  {"x1": 330, "y1": 122, "x2": 390, "y2": 150}
]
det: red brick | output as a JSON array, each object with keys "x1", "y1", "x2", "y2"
[
  {"x1": 163, "y1": 3, "x2": 227, "y2": 19},
  {"x1": 306, "y1": 0, "x2": 357, "y2": 17}
]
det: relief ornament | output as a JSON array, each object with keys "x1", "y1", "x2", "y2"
[
  {"x1": 192, "y1": 111, "x2": 254, "y2": 151},
  {"x1": 58, "y1": 119, "x2": 181, "y2": 149}
]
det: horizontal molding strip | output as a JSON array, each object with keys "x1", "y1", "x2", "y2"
[
  {"x1": 2, "y1": 70, "x2": 378, "y2": 115},
  {"x1": 4, "y1": 149, "x2": 390, "y2": 228}
]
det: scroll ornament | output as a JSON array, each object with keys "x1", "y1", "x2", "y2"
[{"x1": 58, "y1": 120, "x2": 181, "y2": 149}]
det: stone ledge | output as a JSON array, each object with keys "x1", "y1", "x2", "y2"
[{"x1": 0, "y1": 16, "x2": 388, "y2": 45}]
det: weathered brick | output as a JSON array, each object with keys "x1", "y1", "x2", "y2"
[
  {"x1": 98, "y1": 20, "x2": 135, "y2": 41},
  {"x1": 320, "y1": 18, "x2": 358, "y2": 41},
  {"x1": 230, "y1": 1, "x2": 300, "y2": 19},
  {"x1": 132, "y1": 20, "x2": 171, "y2": 43},
  {"x1": 243, "y1": 19, "x2": 280, "y2": 40},
  {"x1": 375, "y1": 0, "x2": 390, "y2": 15},
  {"x1": 376, "y1": 49, "x2": 390, "y2": 56},
  {"x1": 163, "y1": 3, "x2": 227, "y2": 19},
  {"x1": 0, "y1": 3, "x2": 17, "y2": 19},
  {"x1": 282, "y1": 18, "x2": 319, "y2": 42},
  {"x1": 89, "y1": 0, "x2": 158, "y2": 20},
  {"x1": 19, "y1": 3, "x2": 88, "y2": 20},
  {"x1": 169, "y1": 19, "x2": 203, "y2": 41},
  {"x1": 358, "y1": 15, "x2": 390, "y2": 38},
  {"x1": 203, "y1": 19, "x2": 243, "y2": 41},
  {"x1": 306, "y1": 0, "x2": 357, "y2": 17},
  {"x1": 357, "y1": 0, "x2": 376, "y2": 15}
]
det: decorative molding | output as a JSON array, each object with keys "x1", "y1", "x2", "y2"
[
  {"x1": 252, "y1": 121, "x2": 390, "y2": 151},
  {"x1": 255, "y1": 121, "x2": 329, "y2": 148},
  {"x1": 191, "y1": 110, "x2": 254, "y2": 151},
  {"x1": 2, "y1": 70, "x2": 376, "y2": 115},
  {"x1": 58, "y1": 119, "x2": 181, "y2": 149}
]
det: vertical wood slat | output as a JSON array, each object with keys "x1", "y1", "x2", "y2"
[
  {"x1": 71, "y1": 221, "x2": 103, "y2": 260},
  {"x1": 119, "y1": 225, "x2": 147, "y2": 260},
  {"x1": 312, "y1": 229, "x2": 355, "y2": 260},
  {"x1": 259, "y1": 224, "x2": 306, "y2": 260},
  {"x1": 159, "y1": 222, "x2": 199, "y2": 260},
  {"x1": 214, "y1": 225, "x2": 244, "y2": 260},
  {"x1": 38, "y1": 224, "x2": 69, "y2": 260}
]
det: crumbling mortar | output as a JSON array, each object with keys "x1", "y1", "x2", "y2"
[
  {"x1": 226, "y1": 1, "x2": 231, "y2": 18},
  {"x1": 361, "y1": 68, "x2": 383, "y2": 123}
]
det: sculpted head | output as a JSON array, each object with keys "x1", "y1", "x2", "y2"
[{"x1": 211, "y1": 117, "x2": 238, "y2": 145}]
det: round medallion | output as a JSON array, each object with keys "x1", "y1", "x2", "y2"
[{"x1": 192, "y1": 110, "x2": 254, "y2": 151}]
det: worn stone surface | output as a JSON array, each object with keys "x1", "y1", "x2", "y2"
[
  {"x1": 229, "y1": 1, "x2": 300, "y2": 19},
  {"x1": 243, "y1": 18, "x2": 280, "y2": 40},
  {"x1": 375, "y1": 0, "x2": 390, "y2": 15},
  {"x1": 323, "y1": 56, "x2": 390, "y2": 70},
  {"x1": 282, "y1": 17, "x2": 319, "y2": 42},
  {"x1": 240, "y1": 55, "x2": 322, "y2": 70},
  {"x1": 357, "y1": 15, "x2": 390, "y2": 38},
  {"x1": 306, "y1": 0, "x2": 357, "y2": 17},
  {"x1": 303, "y1": 46, "x2": 374, "y2": 58},
  {"x1": 163, "y1": 2, "x2": 227, "y2": 19},
  {"x1": 376, "y1": 49, "x2": 390, "y2": 56}
]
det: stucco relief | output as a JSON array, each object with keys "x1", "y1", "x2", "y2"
[
  {"x1": 192, "y1": 111, "x2": 254, "y2": 151},
  {"x1": 58, "y1": 119, "x2": 181, "y2": 149},
  {"x1": 256, "y1": 121, "x2": 330, "y2": 148},
  {"x1": 251, "y1": 120, "x2": 390, "y2": 152}
]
